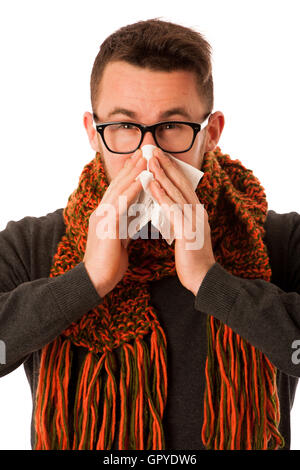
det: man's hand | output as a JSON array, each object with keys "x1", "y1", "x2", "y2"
[
  {"x1": 148, "y1": 148, "x2": 216, "y2": 296},
  {"x1": 83, "y1": 150, "x2": 147, "y2": 298}
]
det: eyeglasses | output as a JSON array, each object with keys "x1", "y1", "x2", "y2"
[{"x1": 94, "y1": 114, "x2": 211, "y2": 154}]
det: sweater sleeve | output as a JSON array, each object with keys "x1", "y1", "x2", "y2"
[
  {"x1": 0, "y1": 211, "x2": 103, "y2": 377},
  {"x1": 194, "y1": 210, "x2": 300, "y2": 378}
]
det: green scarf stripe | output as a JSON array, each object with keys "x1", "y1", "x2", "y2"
[
  {"x1": 121, "y1": 348, "x2": 132, "y2": 449},
  {"x1": 140, "y1": 339, "x2": 151, "y2": 434},
  {"x1": 104, "y1": 352, "x2": 118, "y2": 449},
  {"x1": 77, "y1": 353, "x2": 97, "y2": 449},
  {"x1": 221, "y1": 382, "x2": 228, "y2": 448},
  {"x1": 233, "y1": 340, "x2": 244, "y2": 445},
  {"x1": 133, "y1": 339, "x2": 145, "y2": 448},
  {"x1": 204, "y1": 315, "x2": 216, "y2": 448},
  {"x1": 127, "y1": 345, "x2": 137, "y2": 450},
  {"x1": 80, "y1": 353, "x2": 105, "y2": 449},
  {"x1": 255, "y1": 350, "x2": 266, "y2": 448},
  {"x1": 140, "y1": 336, "x2": 165, "y2": 449},
  {"x1": 51, "y1": 408, "x2": 58, "y2": 449},
  {"x1": 216, "y1": 327, "x2": 239, "y2": 449},
  {"x1": 202, "y1": 389, "x2": 210, "y2": 445},
  {"x1": 41, "y1": 344, "x2": 57, "y2": 448},
  {"x1": 49, "y1": 342, "x2": 64, "y2": 450},
  {"x1": 38, "y1": 339, "x2": 61, "y2": 448},
  {"x1": 91, "y1": 376, "x2": 101, "y2": 448},
  {"x1": 72, "y1": 352, "x2": 87, "y2": 448},
  {"x1": 99, "y1": 376, "x2": 111, "y2": 449},
  {"x1": 249, "y1": 348, "x2": 260, "y2": 449},
  {"x1": 149, "y1": 331, "x2": 163, "y2": 413},
  {"x1": 57, "y1": 341, "x2": 72, "y2": 449},
  {"x1": 129, "y1": 343, "x2": 139, "y2": 449},
  {"x1": 156, "y1": 328, "x2": 167, "y2": 403},
  {"x1": 239, "y1": 338, "x2": 252, "y2": 447},
  {"x1": 235, "y1": 341, "x2": 241, "y2": 399},
  {"x1": 214, "y1": 389, "x2": 221, "y2": 449},
  {"x1": 119, "y1": 346, "x2": 128, "y2": 449}
]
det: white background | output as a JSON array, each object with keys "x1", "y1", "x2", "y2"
[{"x1": 0, "y1": 0, "x2": 299, "y2": 450}]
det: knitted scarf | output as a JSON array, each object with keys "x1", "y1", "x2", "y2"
[{"x1": 34, "y1": 147, "x2": 284, "y2": 450}]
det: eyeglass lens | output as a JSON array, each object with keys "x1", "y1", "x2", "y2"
[{"x1": 103, "y1": 123, "x2": 194, "y2": 153}]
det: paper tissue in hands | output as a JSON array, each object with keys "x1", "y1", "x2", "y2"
[{"x1": 121, "y1": 144, "x2": 204, "y2": 247}]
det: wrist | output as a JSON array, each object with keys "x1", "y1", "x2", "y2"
[
  {"x1": 83, "y1": 260, "x2": 111, "y2": 298},
  {"x1": 190, "y1": 262, "x2": 215, "y2": 296}
]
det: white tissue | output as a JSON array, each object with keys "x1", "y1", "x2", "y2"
[{"x1": 122, "y1": 144, "x2": 204, "y2": 246}]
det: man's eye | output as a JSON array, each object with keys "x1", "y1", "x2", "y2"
[
  {"x1": 161, "y1": 123, "x2": 177, "y2": 130},
  {"x1": 118, "y1": 123, "x2": 136, "y2": 130}
]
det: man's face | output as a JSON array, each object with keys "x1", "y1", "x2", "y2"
[{"x1": 84, "y1": 61, "x2": 222, "y2": 183}]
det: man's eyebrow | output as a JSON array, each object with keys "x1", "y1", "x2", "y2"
[
  {"x1": 159, "y1": 107, "x2": 192, "y2": 120},
  {"x1": 106, "y1": 107, "x2": 137, "y2": 119},
  {"x1": 99, "y1": 107, "x2": 193, "y2": 122}
]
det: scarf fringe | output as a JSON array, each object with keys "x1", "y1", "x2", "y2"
[
  {"x1": 201, "y1": 316, "x2": 285, "y2": 450},
  {"x1": 34, "y1": 325, "x2": 167, "y2": 450}
]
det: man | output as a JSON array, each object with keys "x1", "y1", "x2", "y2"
[{"x1": 0, "y1": 18, "x2": 300, "y2": 451}]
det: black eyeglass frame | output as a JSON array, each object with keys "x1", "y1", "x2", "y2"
[{"x1": 94, "y1": 115, "x2": 211, "y2": 154}]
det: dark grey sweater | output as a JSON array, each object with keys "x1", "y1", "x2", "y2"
[{"x1": 0, "y1": 208, "x2": 300, "y2": 450}]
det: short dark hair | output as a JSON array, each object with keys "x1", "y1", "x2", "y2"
[{"x1": 90, "y1": 18, "x2": 214, "y2": 118}]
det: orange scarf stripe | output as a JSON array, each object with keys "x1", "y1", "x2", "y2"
[
  {"x1": 79, "y1": 354, "x2": 105, "y2": 449},
  {"x1": 54, "y1": 340, "x2": 71, "y2": 449}
]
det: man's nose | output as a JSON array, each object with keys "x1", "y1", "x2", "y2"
[{"x1": 140, "y1": 130, "x2": 157, "y2": 148}]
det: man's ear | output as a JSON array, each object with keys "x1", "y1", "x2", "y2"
[
  {"x1": 204, "y1": 111, "x2": 225, "y2": 152},
  {"x1": 83, "y1": 111, "x2": 100, "y2": 152}
]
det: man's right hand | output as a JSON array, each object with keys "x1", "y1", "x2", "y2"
[{"x1": 83, "y1": 150, "x2": 147, "y2": 298}]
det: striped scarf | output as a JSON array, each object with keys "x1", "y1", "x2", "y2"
[{"x1": 34, "y1": 147, "x2": 284, "y2": 450}]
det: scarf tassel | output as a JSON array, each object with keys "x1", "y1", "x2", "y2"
[
  {"x1": 201, "y1": 316, "x2": 285, "y2": 450},
  {"x1": 34, "y1": 325, "x2": 167, "y2": 450}
]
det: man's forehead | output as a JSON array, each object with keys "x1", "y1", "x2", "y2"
[{"x1": 95, "y1": 62, "x2": 205, "y2": 122}]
